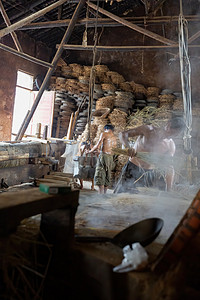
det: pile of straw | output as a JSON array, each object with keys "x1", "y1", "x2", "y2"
[
  {"x1": 129, "y1": 81, "x2": 137, "y2": 92},
  {"x1": 147, "y1": 86, "x2": 160, "y2": 97},
  {"x1": 106, "y1": 71, "x2": 125, "y2": 85},
  {"x1": 159, "y1": 94, "x2": 175, "y2": 110},
  {"x1": 112, "y1": 148, "x2": 174, "y2": 171},
  {"x1": 61, "y1": 65, "x2": 73, "y2": 78},
  {"x1": 69, "y1": 63, "x2": 84, "y2": 78},
  {"x1": 0, "y1": 216, "x2": 52, "y2": 300},
  {"x1": 95, "y1": 65, "x2": 109, "y2": 73},
  {"x1": 83, "y1": 65, "x2": 92, "y2": 77},
  {"x1": 173, "y1": 98, "x2": 184, "y2": 111},
  {"x1": 119, "y1": 81, "x2": 133, "y2": 92},
  {"x1": 108, "y1": 108, "x2": 127, "y2": 129},
  {"x1": 114, "y1": 91, "x2": 134, "y2": 111},
  {"x1": 96, "y1": 96, "x2": 115, "y2": 110},
  {"x1": 127, "y1": 106, "x2": 171, "y2": 130},
  {"x1": 92, "y1": 108, "x2": 111, "y2": 118},
  {"x1": 134, "y1": 83, "x2": 147, "y2": 96},
  {"x1": 101, "y1": 83, "x2": 116, "y2": 93}
]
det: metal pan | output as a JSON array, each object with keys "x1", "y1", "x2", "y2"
[{"x1": 75, "y1": 217, "x2": 164, "y2": 248}]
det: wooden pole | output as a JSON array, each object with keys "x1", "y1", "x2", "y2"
[
  {"x1": 0, "y1": 0, "x2": 68, "y2": 38},
  {"x1": 59, "y1": 43, "x2": 200, "y2": 51},
  {"x1": 20, "y1": 15, "x2": 200, "y2": 30},
  {"x1": 66, "y1": 113, "x2": 74, "y2": 140},
  {"x1": 36, "y1": 123, "x2": 42, "y2": 138},
  {"x1": 43, "y1": 125, "x2": 48, "y2": 140},
  {"x1": 14, "y1": 110, "x2": 30, "y2": 141},
  {"x1": 16, "y1": 0, "x2": 86, "y2": 141},
  {"x1": 0, "y1": 42, "x2": 53, "y2": 68},
  {"x1": 87, "y1": 1, "x2": 176, "y2": 45},
  {"x1": 0, "y1": 0, "x2": 23, "y2": 52},
  {"x1": 71, "y1": 110, "x2": 79, "y2": 139}
]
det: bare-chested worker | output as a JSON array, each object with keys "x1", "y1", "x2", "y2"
[
  {"x1": 88, "y1": 124, "x2": 117, "y2": 194},
  {"x1": 114, "y1": 117, "x2": 185, "y2": 193}
]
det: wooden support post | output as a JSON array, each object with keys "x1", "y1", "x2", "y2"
[
  {"x1": 16, "y1": 0, "x2": 86, "y2": 141},
  {"x1": 0, "y1": 0, "x2": 68, "y2": 38},
  {"x1": 0, "y1": 0, "x2": 23, "y2": 52},
  {"x1": 0, "y1": 43, "x2": 53, "y2": 68},
  {"x1": 66, "y1": 113, "x2": 74, "y2": 140},
  {"x1": 36, "y1": 123, "x2": 42, "y2": 138},
  {"x1": 71, "y1": 110, "x2": 79, "y2": 139},
  {"x1": 87, "y1": 1, "x2": 176, "y2": 45},
  {"x1": 43, "y1": 125, "x2": 48, "y2": 140},
  {"x1": 14, "y1": 109, "x2": 30, "y2": 141}
]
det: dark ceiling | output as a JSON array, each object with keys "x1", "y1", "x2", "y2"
[{"x1": 0, "y1": 0, "x2": 165, "y2": 50}]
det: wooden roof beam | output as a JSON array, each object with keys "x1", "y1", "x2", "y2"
[
  {"x1": 0, "y1": 42, "x2": 53, "y2": 68},
  {"x1": 87, "y1": 1, "x2": 177, "y2": 45},
  {"x1": 0, "y1": 0, "x2": 68, "y2": 38},
  {"x1": 149, "y1": 0, "x2": 167, "y2": 16},
  {"x1": 59, "y1": 44, "x2": 200, "y2": 51},
  {"x1": 19, "y1": 15, "x2": 200, "y2": 30},
  {"x1": 0, "y1": 0, "x2": 23, "y2": 52}
]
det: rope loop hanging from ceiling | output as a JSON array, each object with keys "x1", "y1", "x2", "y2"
[{"x1": 178, "y1": 0, "x2": 192, "y2": 154}]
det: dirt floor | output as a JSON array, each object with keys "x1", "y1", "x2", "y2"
[{"x1": 75, "y1": 182, "x2": 199, "y2": 245}]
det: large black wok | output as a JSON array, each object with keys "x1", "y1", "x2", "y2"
[{"x1": 75, "y1": 217, "x2": 164, "y2": 248}]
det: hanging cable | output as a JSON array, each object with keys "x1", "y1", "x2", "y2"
[{"x1": 178, "y1": 0, "x2": 192, "y2": 154}]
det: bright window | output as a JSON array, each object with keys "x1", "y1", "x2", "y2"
[
  {"x1": 11, "y1": 71, "x2": 34, "y2": 140},
  {"x1": 12, "y1": 70, "x2": 55, "y2": 140}
]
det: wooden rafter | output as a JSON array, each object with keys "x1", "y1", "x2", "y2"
[
  {"x1": 0, "y1": 0, "x2": 68, "y2": 38},
  {"x1": 19, "y1": 15, "x2": 200, "y2": 30},
  {"x1": 150, "y1": 0, "x2": 167, "y2": 16},
  {"x1": 0, "y1": 42, "x2": 53, "y2": 68},
  {"x1": 59, "y1": 44, "x2": 200, "y2": 51},
  {"x1": 87, "y1": 1, "x2": 176, "y2": 45},
  {"x1": 188, "y1": 30, "x2": 200, "y2": 44},
  {"x1": 0, "y1": 0, "x2": 23, "y2": 52}
]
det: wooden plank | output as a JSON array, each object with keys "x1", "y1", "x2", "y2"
[
  {"x1": 44, "y1": 174, "x2": 73, "y2": 182},
  {"x1": 87, "y1": 2, "x2": 177, "y2": 45},
  {"x1": 0, "y1": 188, "x2": 79, "y2": 236},
  {"x1": 35, "y1": 178, "x2": 71, "y2": 186},
  {"x1": 49, "y1": 172, "x2": 74, "y2": 178}
]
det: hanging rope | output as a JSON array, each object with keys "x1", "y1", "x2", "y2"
[
  {"x1": 178, "y1": 0, "x2": 192, "y2": 154},
  {"x1": 82, "y1": 0, "x2": 89, "y2": 46},
  {"x1": 87, "y1": 0, "x2": 100, "y2": 143}
]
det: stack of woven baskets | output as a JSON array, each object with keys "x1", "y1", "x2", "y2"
[
  {"x1": 114, "y1": 91, "x2": 135, "y2": 114},
  {"x1": 146, "y1": 86, "x2": 160, "y2": 108}
]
